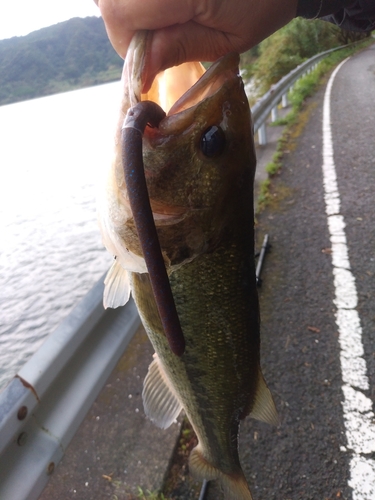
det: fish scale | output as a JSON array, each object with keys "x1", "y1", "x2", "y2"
[{"x1": 131, "y1": 235, "x2": 260, "y2": 485}]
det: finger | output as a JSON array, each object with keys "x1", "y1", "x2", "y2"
[
  {"x1": 142, "y1": 21, "x2": 243, "y2": 92},
  {"x1": 97, "y1": 0, "x2": 196, "y2": 57}
]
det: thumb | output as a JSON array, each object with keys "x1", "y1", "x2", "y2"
[{"x1": 143, "y1": 22, "x2": 242, "y2": 92}]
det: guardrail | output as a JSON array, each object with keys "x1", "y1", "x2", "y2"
[
  {"x1": 0, "y1": 276, "x2": 140, "y2": 500},
  {"x1": 0, "y1": 43, "x2": 351, "y2": 500},
  {"x1": 251, "y1": 44, "x2": 348, "y2": 145}
]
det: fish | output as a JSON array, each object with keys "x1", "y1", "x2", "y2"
[{"x1": 97, "y1": 30, "x2": 278, "y2": 500}]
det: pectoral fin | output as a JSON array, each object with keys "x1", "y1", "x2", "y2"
[
  {"x1": 142, "y1": 354, "x2": 182, "y2": 429},
  {"x1": 249, "y1": 369, "x2": 279, "y2": 426},
  {"x1": 103, "y1": 259, "x2": 131, "y2": 309}
]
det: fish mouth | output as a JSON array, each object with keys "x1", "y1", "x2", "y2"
[
  {"x1": 167, "y1": 52, "x2": 240, "y2": 116},
  {"x1": 142, "y1": 51, "x2": 241, "y2": 133}
]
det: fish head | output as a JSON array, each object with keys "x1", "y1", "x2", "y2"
[
  {"x1": 141, "y1": 52, "x2": 256, "y2": 267},
  {"x1": 99, "y1": 31, "x2": 256, "y2": 273}
]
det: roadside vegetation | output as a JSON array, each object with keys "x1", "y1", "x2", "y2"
[
  {"x1": 136, "y1": 487, "x2": 168, "y2": 500},
  {"x1": 255, "y1": 34, "x2": 374, "y2": 213},
  {"x1": 241, "y1": 17, "x2": 370, "y2": 100}
]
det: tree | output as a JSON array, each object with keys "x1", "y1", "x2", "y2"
[
  {"x1": 252, "y1": 18, "x2": 343, "y2": 95},
  {"x1": 0, "y1": 17, "x2": 123, "y2": 106}
]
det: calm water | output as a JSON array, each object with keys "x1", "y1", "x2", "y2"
[{"x1": 0, "y1": 82, "x2": 124, "y2": 391}]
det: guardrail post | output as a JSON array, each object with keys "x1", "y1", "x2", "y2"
[
  {"x1": 258, "y1": 123, "x2": 267, "y2": 146},
  {"x1": 281, "y1": 93, "x2": 288, "y2": 108},
  {"x1": 271, "y1": 106, "x2": 278, "y2": 122}
]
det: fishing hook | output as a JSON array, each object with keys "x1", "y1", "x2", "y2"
[{"x1": 122, "y1": 101, "x2": 186, "y2": 357}]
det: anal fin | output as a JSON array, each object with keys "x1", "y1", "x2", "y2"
[
  {"x1": 250, "y1": 369, "x2": 279, "y2": 426},
  {"x1": 103, "y1": 258, "x2": 131, "y2": 309},
  {"x1": 142, "y1": 354, "x2": 182, "y2": 429}
]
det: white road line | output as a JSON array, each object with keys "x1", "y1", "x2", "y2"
[{"x1": 322, "y1": 59, "x2": 375, "y2": 500}]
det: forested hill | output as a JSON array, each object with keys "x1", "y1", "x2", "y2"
[{"x1": 0, "y1": 16, "x2": 123, "y2": 106}]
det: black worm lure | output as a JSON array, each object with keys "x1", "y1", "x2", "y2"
[{"x1": 122, "y1": 101, "x2": 185, "y2": 357}]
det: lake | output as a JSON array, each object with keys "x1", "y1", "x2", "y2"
[{"x1": 0, "y1": 82, "x2": 124, "y2": 391}]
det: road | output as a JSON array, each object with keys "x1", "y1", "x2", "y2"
[{"x1": 221, "y1": 42, "x2": 375, "y2": 500}]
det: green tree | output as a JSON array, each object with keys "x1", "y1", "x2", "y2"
[
  {"x1": 0, "y1": 16, "x2": 123, "y2": 106},
  {"x1": 253, "y1": 18, "x2": 342, "y2": 95}
]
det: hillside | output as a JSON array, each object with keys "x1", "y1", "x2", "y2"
[{"x1": 0, "y1": 16, "x2": 123, "y2": 106}]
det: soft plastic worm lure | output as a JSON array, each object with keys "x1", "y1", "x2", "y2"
[{"x1": 122, "y1": 101, "x2": 185, "y2": 357}]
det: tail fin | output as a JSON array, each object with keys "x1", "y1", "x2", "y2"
[
  {"x1": 189, "y1": 446, "x2": 253, "y2": 500},
  {"x1": 220, "y1": 473, "x2": 253, "y2": 500}
]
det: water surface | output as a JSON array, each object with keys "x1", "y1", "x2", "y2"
[{"x1": 0, "y1": 82, "x2": 123, "y2": 390}]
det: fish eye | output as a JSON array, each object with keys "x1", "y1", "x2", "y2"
[{"x1": 200, "y1": 126, "x2": 225, "y2": 158}]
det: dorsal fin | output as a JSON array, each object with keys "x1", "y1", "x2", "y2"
[
  {"x1": 142, "y1": 354, "x2": 182, "y2": 429},
  {"x1": 250, "y1": 369, "x2": 279, "y2": 426},
  {"x1": 103, "y1": 259, "x2": 130, "y2": 309}
]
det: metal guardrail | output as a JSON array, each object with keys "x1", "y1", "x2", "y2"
[
  {"x1": 0, "y1": 43, "x2": 353, "y2": 500},
  {"x1": 251, "y1": 44, "x2": 348, "y2": 145},
  {"x1": 0, "y1": 276, "x2": 140, "y2": 500}
]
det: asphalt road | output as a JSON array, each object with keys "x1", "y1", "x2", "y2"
[{"x1": 221, "y1": 42, "x2": 375, "y2": 500}]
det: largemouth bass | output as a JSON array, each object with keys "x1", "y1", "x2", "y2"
[{"x1": 98, "y1": 31, "x2": 277, "y2": 500}]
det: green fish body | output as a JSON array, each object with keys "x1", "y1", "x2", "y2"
[{"x1": 98, "y1": 31, "x2": 277, "y2": 500}]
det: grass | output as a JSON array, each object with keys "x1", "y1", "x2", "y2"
[
  {"x1": 136, "y1": 487, "x2": 168, "y2": 500},
  {"x1": 255, "y1": 38, "x2": 374, "y2": 211}
]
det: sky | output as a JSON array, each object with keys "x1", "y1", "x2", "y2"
[{"x1": 0, "y1": 0, "x2": 100, "y2": 41}]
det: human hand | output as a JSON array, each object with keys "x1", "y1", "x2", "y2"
[{"x1": 94, "y1": 0, "x2": 298, "y2": 92}]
